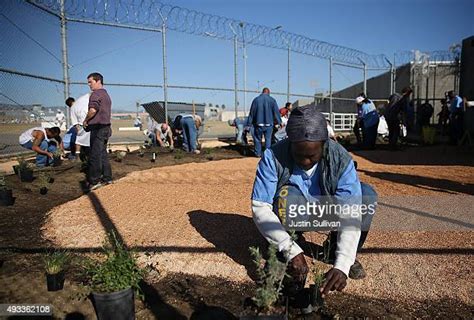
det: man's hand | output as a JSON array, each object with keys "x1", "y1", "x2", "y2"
[
  {"x1": 47, "y1": 152, "x2": 54, "y2": 159},
  {"x1": 83, "y1": 120, "x2": 88, "y2": 128},
  {"x1": 320, "y1": 268, "x2": 347, "y2": 297},
  {"x1": 288, "y1": 253, "x2": 308, "y2": 285}
]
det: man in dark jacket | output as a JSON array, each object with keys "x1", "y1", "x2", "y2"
[
  {"x1": 384, "y1": 87, "x2": 412, "y2": 150},
  {"x1": 247, "y1": 88, "x2": 281, "y2": 157}
]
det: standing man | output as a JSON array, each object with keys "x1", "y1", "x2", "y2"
[
  {"x1": 247, "y1": 88, "x2": 281, "y2": 157},
  {"x1": 55, "y1": 109, "x2": 66, "y2": 130},
  {"x1": 83, "y1": 72, "x2": 112, "y2": 191},
  {"x1": 70, "y1": 93, "x2": 92, "y2": 163},
  {"x1": 447, "y1": 91, "x2": 464, "y2": 144},
  {"x1": 384, "y1": 87, "x2": 412, "y2": 150}
]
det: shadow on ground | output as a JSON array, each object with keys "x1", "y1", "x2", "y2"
[
  {"x1": 352, "y1": 144, "x2": 474, "y2": 166},
  {"x1": 188, "y1": 210, "x2": 267, "y2": 280},
  {"x1": 359, "y1": 169, "x2": 474, "y2": 195}
]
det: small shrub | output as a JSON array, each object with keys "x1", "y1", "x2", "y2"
[
  {"x1": 17, "y1": 157, "x2": 32, "y2": 172},
  {"x1": 115, "y1": 151, "x2": 126, "y2": 162},
  {"x1": 81, "y1": 232, "x2": 146, "y2": 297},
  {"x1": 44, "y1": 250, "x2": 71, "y2": 275},
  {"x1": 249, "y1": 244, "x2": 288, "y2": 313},
  {"x1": 0, "y1": 173, "x2": 7, "y2": 191}
]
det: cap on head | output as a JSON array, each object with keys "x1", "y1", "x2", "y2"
[
  {"x1": 355, "y1": 96, "x2": 365, "y2": 104},
  {"x1": 286, "y1": 106, "x2": 328, "y2": 142}
]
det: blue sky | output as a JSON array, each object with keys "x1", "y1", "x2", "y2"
[{"x1": 1, "y1": 0, "x2": 473, "y2": 111}]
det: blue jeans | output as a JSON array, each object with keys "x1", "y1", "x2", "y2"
[
  {"x1": 88, "y1": 125, "x2": 112, "y2": 184},
  {"x1": 21, "y1": 140, "x2": 57, "y2": 167},
  {"x1": 252, "y1": 125, "x2": 273, "y2": 157},
  {"x1": 181, "y1": 116, "x2": 197, "y2": 152},
  {"x1": 148, "y1": 132, "x2": 157, "y2": 146},
  {"x1": 362, "y1": 120, "x2": 379, "y2": 149}
]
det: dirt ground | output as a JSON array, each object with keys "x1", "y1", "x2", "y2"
[{"x1": 1, "y1": 144, "x2": 473, "y2": 319}]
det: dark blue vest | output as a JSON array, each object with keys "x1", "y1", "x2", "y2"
[{"x1": 269, "y1": 139, "x2": 352, "y2": 201}]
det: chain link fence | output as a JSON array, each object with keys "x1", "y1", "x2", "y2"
[{"x1": 1, "y1": 0, "x2": 459, "y2": 157}]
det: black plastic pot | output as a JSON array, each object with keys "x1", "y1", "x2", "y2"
[
  {"x1": 310, "y1": 284, "x2": 324, "y2": 309},
  {"x1": 13, "y1": 165, "x2": 19, "y2": 175},
  {"x1": 91, "y1": 287, "x2": 135, "y2": 320},
  {"x1": 19, "y1": 169, "x2": 34, "y2": 182},
  {"x1": 40, "y1": 187, "x2": 48, "y2": 195},
  {"x1": 240, "y1": 316, "x2": 287, "y2": 320},
  {"x1": 48, "y1": 177, "x2": 55, "y2": 183},
  {"x1": 46, "y1": 271, "x2": 65, "y2": 291},
  {"x1": 52, "y1": 156, "x2": 62, "y2": 167},
  {"x1": 0, "y1": 189, "x2": 15, "y2": 206}
]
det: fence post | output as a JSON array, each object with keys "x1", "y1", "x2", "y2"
[
  {"x1": 287, "y1": 45, "x2": 290, "y2": 103},
  {"x1": 233, "y1": 34, "x2": 238, "y2": 120},
  {"x1": 161, "y1": 22, "x2": 168, "y2": 124},
  {"x1": 60, "y1": 0, "x2": 70, "y2": 128},
  {"x1": 329, "y1": 57, "x2": 333, "y2": 124}
]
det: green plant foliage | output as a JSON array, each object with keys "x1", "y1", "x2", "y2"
[
  {"x1": 249, "y1": 244, "x2": 288, "y2": 312},
  {"x1": 0, "y1": 173, "x2": 7, "y2": 191},
  {"x1": 37, "y1": 172, "x2": 50, "y2": 189},
  {"x1": 82, "y1": 232, "x2": 146, "y2": 296},
  {"x1": 312, "y1": 264, "x2": 325, "y2": 288},
  {"x1": 43, "y1": 250, "x2": 71, "y2": 275},
  {"x1": 17, "y1": 157, "x2": 32, "y2": 172}
]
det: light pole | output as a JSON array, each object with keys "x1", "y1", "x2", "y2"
[
  {"x1": 240, "y1": 23, "x2": 282, "y2": 113},
  {"x1": 229, "y1": 23, "x2": 239, "y2": 120},
  {"x1": 277, "y1": 27, "x2": 291, "y2": 103}
]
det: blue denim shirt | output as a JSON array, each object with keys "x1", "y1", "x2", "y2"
[
  {"x1": 252, "y1": 149, "x2": 361, "y2": 204},
  {"x1": 360, "y1": 100, "x2": 379, "y2": 128},
  {"x1": 248, "y1": 94, "x2": 281, "y2": 126},
  {"x1": 450, "y1": 96, "x2": 463, "y2": 114}
]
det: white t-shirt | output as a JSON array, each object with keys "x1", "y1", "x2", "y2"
[
  {"x1": 71, "y1": 93, "x2": 92, "y2": 147},
  {"x1": 274, "y1": 116, "x2": 288, "y2": 140},
  {"x1": 327, "y1": 124, "x2": 335, "y2": 138},
  {"x1": 70, "y1": 93, "x2": 90, "y2": 126},
  {"x1": 19, "y1": 127, "x2": 48, "y2": 145}
]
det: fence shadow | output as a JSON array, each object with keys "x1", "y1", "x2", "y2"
[
  {"x1": 358, "y1": 169, "x2": 474, "y2": 196},
  {"x1": 187, "y1": 210, "x2": 267, "y2": 280},
  {"x1": 352, "y1": 145, "x2": 474, "y2": 166}
]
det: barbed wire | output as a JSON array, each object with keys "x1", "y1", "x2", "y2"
[
  {"x1": 27, "y1": 0, "x2": 392, "y2": 67},
  {"x1": 25, "y1": 0, "x2": 459, "y2": 69}
]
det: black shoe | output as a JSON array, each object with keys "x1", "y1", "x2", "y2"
[{"x1": 349, "y1": 260, "x2": 366, "y2": 279}]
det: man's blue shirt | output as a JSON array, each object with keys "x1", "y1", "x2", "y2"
[{"x1": 248, "y1": 94, "x2": 281, "y2": 126}]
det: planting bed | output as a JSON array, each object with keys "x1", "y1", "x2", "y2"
[{"x1": 1, "y1": 144, "x2": 473, "y2": 318}]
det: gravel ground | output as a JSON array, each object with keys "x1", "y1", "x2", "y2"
[{"x1": 41, "y1": 148, "x2": 474, "y2": 315}]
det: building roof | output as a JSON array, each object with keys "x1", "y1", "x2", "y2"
[{"x1": 141, "y1": 101, "x2": 206, "y2": 123}]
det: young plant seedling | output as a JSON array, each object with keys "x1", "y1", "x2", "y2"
[
  {"x1": 249, "y1": 244, "x2": 288, "y2": 315},
  {"x1": 80, "y1": 231, "x2": 147, "y2": 298},
  {"x1": 115, "y1": 151, "x2": 126, "y2": 162},
  {"x1": 38, "y1": 172, "x2": 50, "y2": 195},
  {"x1": 43, "y1": 250, "x2": 70, "y2": 291},
  {"x1": 138, "y1": 146, "x2": 145, "y2": 158},
  {"x1": 311, "y1": 261, "x2": 325, "y2": 309},
  {"x1": 44, "y1": 250, "x2": 71, "y2": 275}
]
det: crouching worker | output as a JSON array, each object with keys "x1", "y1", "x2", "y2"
[
  {"x1": 174, "y1": 114, "x2": 202, "y2": 154},
  {"x1": 19, "y1": 126, "x2": 62, "y2": 167},
  {"x1": 251, "y1": 106, "x2": 377, "y2": 311}
]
